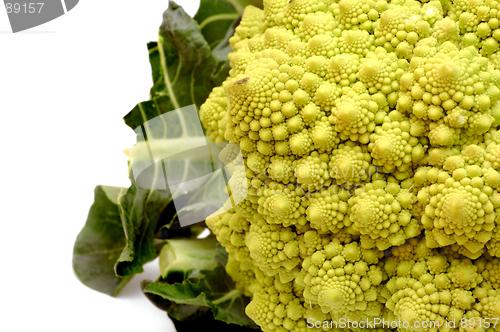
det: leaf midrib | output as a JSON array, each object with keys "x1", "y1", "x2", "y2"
[
  {"x1": 198, "y1": 13, "x2": 239, "y2": 30},
  {"x1": 158, "y1": 34, "x2": 181, "y2": 110}
]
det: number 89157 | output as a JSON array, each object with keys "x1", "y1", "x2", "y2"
[
  {"x1": 460, "y1": 318, "x2": 499, "y2": 329},
  {"x1": 5, "y1": 3, "x2": 44, "y2": 14}
]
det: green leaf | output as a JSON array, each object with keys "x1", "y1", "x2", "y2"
[
  {"x1": 125, "y1": 1, "x2": 227, "y2": 131},
  {"x1": 118, "y1": 1, "x2": 234, "y2": 273},
  {"x1": 194, "y1": 0, "x2": 240, "y2": 50},
  {"x1": 146, "y1": 0, "x2": 263, "y2": 103},
  {"x1": 142, "y1": 238, "x2": 257, "y2": 328},
  {"x1": 114, "y1": 184, "x2": 171, "y2": 277},
  {"x1": 211, "y1": 18, "x2": 238, "y2": 64},
  {"x1": 175, "y1": 169, "x2": 230, "y2": 223},
  {"x1": 117, "y1": 105, "x2": 220, "y2": 276},
  {"x1": 142, "y1": 279, "x2": 211, "y2": 320},
  {"x1": 159, "y1": 237, "x2": 219, "y2": 278},
  {"x1": 142, "y1": 280, "x2": 258, "y2": 332},
  {"x1": 122, "y1": 0, "x2": 246, "y2": 233},
  {"x1": 226, "y1": 0, "x2": 263, "y2": 14},
  {"x1": 73, "y1": 186, "x2": 132, "y2": 296},
  {"x1": 112, "y1": 0, "x2": 251, "y2": 279},
  {"x1": 194, "y1": 0, "x2": 265, "y2": 40},
  {"x1": 127, "y1": 105, "x2": 220, "y2": 195},
  {"x1": 146, "y1": 42, "x2": 164, "y2": 99},
  {"x1": 74, "y1": 0, "x2": 256, "y2": 298}
]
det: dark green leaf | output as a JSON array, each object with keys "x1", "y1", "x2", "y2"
[
  {"x1": 194, "y1": 0, "x2": 239, "y2": 50},
  {"x1": 117, "y1": 100, "x2": 221, "y2": 277},
  {"x1": 115, "y1": 182, "x2": 171, "y2": 277},
  {"x1": 226, "y1": 0, "x2": 263, "y2": 13},
  {"x1": 168, "y1": 311, "x2": 258, "y2": 332},
  {"x1": 211, "y1": 17, "x2": 239, "y2": 64},
  {"x1": 143, "y1": 238, "x2": 257, "y2": 327},
  {"x1": 157, "y1": 1, "x2": 226, "y2": 109},
  {"x1": 117, "y1": 107, "x2": 219, "y2": 278},
  {"x1": 193, "y1": 0, "x2": 266, "y2": 87},
  {"x1": 142, "y1": 280, "x2": 256, "y2": 332},
  {"x1": 78, "y1": 0, "x2": 257, "y2": 287},
  {"x1": 141, "y1": 279, "x2": 210, "y2": 321},
  {"x1": 117, "y1": 1, "x2": 240, "y2": 277},
  {"x1": 125, "y1": 1, "x2": 228, "y2": 131},
  {"x1": 73, "y1": 186, "x2": 132, "y2": 296},
  {"x1": 146, "y1": 42, "x2": 164, "y2": 99},
  {"x1": 146, "y1": 0, "x2": 263, "y2": 105},
  {"x1": 175, "y1": 170, "x2": 229, "y2": 223},
  {"x1": 75, "y1": 0, "x2": 260, "y2": 298}
]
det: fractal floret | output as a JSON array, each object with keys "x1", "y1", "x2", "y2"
[{"x1": 200, "y1": 0, "x2": 500, "y2": 330}]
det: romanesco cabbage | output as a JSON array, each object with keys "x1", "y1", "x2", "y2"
[{"x1": 198, "y1": 0, "x2": 500, "y2": 330}]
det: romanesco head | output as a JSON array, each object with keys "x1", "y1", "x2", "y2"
[{"x1": 199, "y1": 0, "x2": 500, "y2": 330}]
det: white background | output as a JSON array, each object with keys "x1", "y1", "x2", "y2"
[{"x1": 0, "y1": 1, "x2": 202, "y2": 331}]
